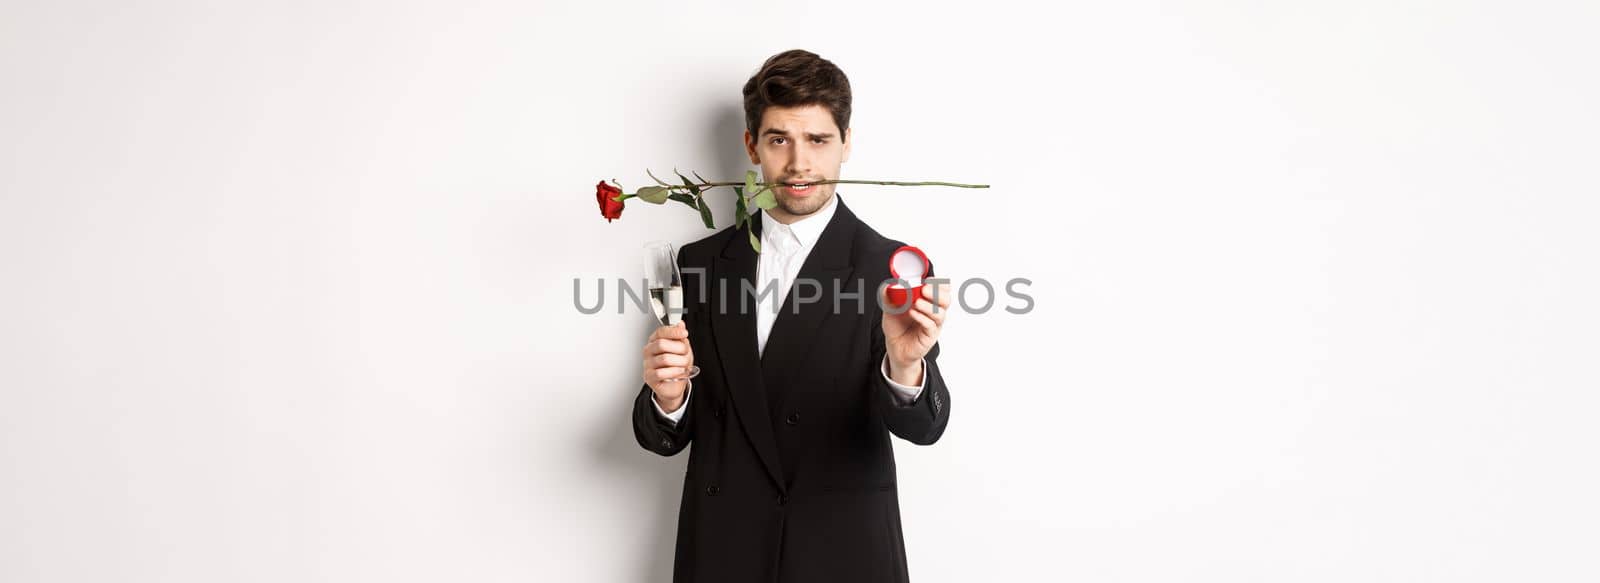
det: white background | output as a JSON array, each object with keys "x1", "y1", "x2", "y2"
[{"x1": 3, "y1": 1, "x2": 1597, "y2": 581}]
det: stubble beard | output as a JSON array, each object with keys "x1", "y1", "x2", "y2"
[{"x1": 776, "y1": 185, "x2": 835, "y2": 218}]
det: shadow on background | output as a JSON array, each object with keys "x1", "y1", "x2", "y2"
[{"x1": 591, "y1": 102, "x2": 750, "y2": 581}]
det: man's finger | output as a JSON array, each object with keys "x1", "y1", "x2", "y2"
[
  {"x1": 658, "y1": 323, "x2": 689, "y2": 339},
  {"x1": 651, "y1": 367, "x2": 688, "y2": 383},
  {"x1": 651, "y1": 338, "x2": 688, "y2": 355},
  {"x1": 906, "y1": 306, "x2": 938, "y2": 334},
  {"x1": 915, "y1": 298, "x2": 946, "y2": 326},
  {"x1": 653, "y1": 353, "x2": 690, "y2": 368},
  {"x1": 921, "y1": 283, "x2": 952, "y2": 308}
]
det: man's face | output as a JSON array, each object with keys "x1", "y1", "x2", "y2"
[{"x1": 744, "y1": 104, "x2": 852, "y2": 223}]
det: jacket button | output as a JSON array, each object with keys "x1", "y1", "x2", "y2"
[
  {"x1": 706, "y1": 485, "x2": 720, "y2": 496},
  {"x1": 714, "y1": 407, "x2": 723, "y2": 418},
  {"x1": 786, "y1": 412, "x2": 800, "y2": 425},
  {"x1": 660, "y1": 437, "x2": 672, "y2": 449},
  {"x1": 776, "y1": 494, "x2": 789, "y2": 506}
]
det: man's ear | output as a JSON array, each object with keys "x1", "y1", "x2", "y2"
[
  {"x1": 842, "y1": 127, "x2": 852, "y2": 163},
  {"x1": 744, "y1": 130, "x2": 760, "y2": 164}
]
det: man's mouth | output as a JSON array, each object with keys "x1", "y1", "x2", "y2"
[{"x1": 782, "y1": 180, "x2": 822, "y2": 196}]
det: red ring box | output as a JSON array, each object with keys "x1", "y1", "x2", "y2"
[{"x1": 884, "y1": 245, "x2": 929, "y2": 309}]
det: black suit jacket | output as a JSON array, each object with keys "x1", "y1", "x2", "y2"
[{"x1": 632, "y1": 195, "x2": 952, "y2": 583}]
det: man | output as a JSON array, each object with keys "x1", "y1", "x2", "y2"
[{"x1": 632, "y1": 49, "x2": 953, "y2": 583}]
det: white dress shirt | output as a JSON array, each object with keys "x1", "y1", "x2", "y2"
[{"x1": 655, "y1": 193, "x2": 926, "y2": 423}]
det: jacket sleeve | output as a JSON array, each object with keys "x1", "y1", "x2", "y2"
[
  {"x1": 633, "y1": 382, "x2": 693, "y2": 456},
  {"x1": 868, "y1": 261, "x2": 951, "y2": 446},
  {"x1": 631, "y1": 245, "x2": 704, "y2": 457}
]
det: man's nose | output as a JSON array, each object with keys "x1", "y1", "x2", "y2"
[{"x1": 786, "y1": 150, "x2": 812, "y2": 177}]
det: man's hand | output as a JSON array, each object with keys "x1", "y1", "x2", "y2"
[
  {"x1": 642, "y1": 322, "x2": 693, "y2": 413},
  {"x1": 883, "y1": 282, "x2": 951, "y2": 386}
]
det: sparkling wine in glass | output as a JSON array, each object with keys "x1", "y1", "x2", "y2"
[{"x1": 643, "y1": 240, "x2": 699, "y2": 381}]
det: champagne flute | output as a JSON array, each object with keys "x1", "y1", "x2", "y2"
[{"x1": 643, "y1": 240, "x2": 699, "y2": 381}]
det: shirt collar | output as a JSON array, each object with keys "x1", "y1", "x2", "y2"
[{"x1": 760, "y1": 191, "x2": 839, "y2": 251}]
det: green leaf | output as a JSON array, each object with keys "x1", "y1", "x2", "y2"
[
  {"x1": 733, "y1": 186, "x2": 748, "y2": 229},
  {"x1": 676, "y1": 168, "x2": 706, "y2": 224},
  {"x1": 636, "y1": 186, "x2": 670, "y2": 204},
  {"x1": 667, "y1": 193, "x2": 698, "y2": 209},
  {"x1": 696, "y1": 195, "x2": 715, "y2": 229},
  {"x1": 744, "y1": 170, "x2": 758, "y2": 194},
  {"x1": 675, "y1": 168, "x2": 701, "y2": 194},
  {"x1": 752, "y1": 186, "x2": 777, "y2": 210},
  {"x1": 747, "y1": 224, "x2": 762, "y2": 253}
]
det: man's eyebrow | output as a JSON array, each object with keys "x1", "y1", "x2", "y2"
[{"x1": 760, "y1": 128, "x2": 836, "y2": 140}]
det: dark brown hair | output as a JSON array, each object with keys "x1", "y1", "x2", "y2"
[{"x1": 742, "y1": 49, "x2": 852, "y2": 142}]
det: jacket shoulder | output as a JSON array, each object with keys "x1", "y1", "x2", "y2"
[
  {"x1": 850, "y1": 215, "x2": 910, "y2": 276},
  {"x1": 678, "y1": 225, "x2": 739, "y2": 266}
]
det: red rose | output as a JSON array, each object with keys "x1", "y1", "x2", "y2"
[{"x1": 596, "y1": 180, "x2": 624, "y2": 222}]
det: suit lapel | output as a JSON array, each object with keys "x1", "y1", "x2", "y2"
[
  {"x1": 710, "y1": 215, "x2": 786, "y2": 493},
  {"x1": 759, "y1": 200, "x2": 857, "y2": 414},
  {"x1": 708, "y1": 197, "x2": 863, "y2": 494}
]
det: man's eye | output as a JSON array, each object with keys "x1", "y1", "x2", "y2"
[{"x1": 771, "y1": 137, "x2": 785, "y2": 145}]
